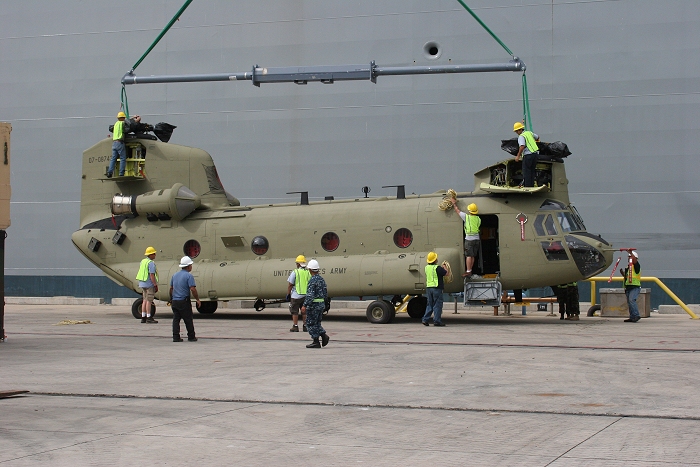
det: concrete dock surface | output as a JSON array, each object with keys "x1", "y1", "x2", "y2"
[{"x1": 2, "y1": 304, "x2": 700, "y2": 466}]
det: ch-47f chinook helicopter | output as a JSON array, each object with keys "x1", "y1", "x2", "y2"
[{"x1": 72, "y1": 59, "x2": 613, "y2": 323}]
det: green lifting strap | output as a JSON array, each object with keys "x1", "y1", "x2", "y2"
[
  {"x1": 120, "y1": 0, "x2": 194, "y2": 117},
  {"x1": 455, "y1": 0, "x2": 532, "y2": 130}
]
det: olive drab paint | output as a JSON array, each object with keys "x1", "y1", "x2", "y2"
[{"x1": 72, "y1": 136, "x2": 612, "y2": 319}]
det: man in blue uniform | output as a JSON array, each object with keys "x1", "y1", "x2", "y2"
[
  {"x1": 169, "y1": 256, "x2": 202, "y2": 342},
  {"x1": 301, "y1": 259, "x2": 329, "y2": 348},
  {"x1": 422, "y1": 252, "x2": 448, "y2": 327}
]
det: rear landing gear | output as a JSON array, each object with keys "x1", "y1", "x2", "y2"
[
  {"x1": 196, "y1": 301, "x2": 218, "y2": 314},
  {"x1": 406, "y1": 296, "x2": 428, "y2": 319},
  {"x1": 131, "y1": 298, "x2": 156, "y2": 319},
  {"x1": 366, "y1": 300, "x2": 395, "y2": 324}
]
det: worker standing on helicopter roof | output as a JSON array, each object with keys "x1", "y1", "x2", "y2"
[
  {"x1": 107, "y1": 112, "x2": 141, "y2": 178},
  {"x1": 451, "y1": 197, "x2": 481, "y2": 277},
  {"x1": 513, "y1": 121, "x2": 540, "y2": 187}
]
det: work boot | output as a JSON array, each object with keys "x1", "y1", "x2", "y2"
[
  {"x1": 570, "y1": 315, "x2": 579, "y2": 321},
  {"x1": 290, "y1": 324, "x2": 299, "y2": 332},
  {"x1": 173, "y1": 336, "x2": 183, "y2": 342},
  {"x1": 564, "y1": 315, "x2": 572, "y2": 320},
  {"x1": 559, "y1": 313, "x2": 565, "y2": 320},
  {"x1": 306, "y1": 339, "x2": 321, "y2": 348},
  {"x1": 188, "y1": 337, "x2": 198, "y2": 342},
  {"x1": 321, "y1": 333, "x2": 329, "y2": 347},
  {"x1": 146, "y1": 317, "x2": 158, "y2": 323},
  {"x1": 141, "y1": 317, "x2": 147, "y2": 323},
  {"x1": 303, "y1": 324, "x2": 308, "y2": 332}
]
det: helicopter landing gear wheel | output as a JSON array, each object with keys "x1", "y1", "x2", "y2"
[
  {"x1": 131, "y1": 298, "x2": 156, "y2": 319},
  {"x1": 366, "y1": 300, "x2": 395, "y2": 324},
  {"x1": 196, "y1": 301, "x2": 218, "y2": 314},
  {"x1": 587, "y1": 304, "x2": 601, "y2": 317},
  {"x1": 406, "y1": 296, "x2": 428, "y2": 319}
]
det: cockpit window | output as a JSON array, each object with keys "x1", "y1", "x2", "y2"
[
  {"x1": 534, "y1": 214, "x2": 546, "y2": 236},
  {"x1": 541, "y1": 241, "x2": 569, "y2": 261},
  {"x1": 557, "y1": 211, "x2": 584, "y2": 232},
  {"x1": 544, "y1": 215, "x2": 558, "y2": 236},
  {"x1": 539, "y1": 199, "x2": 567, "y2": 210}
]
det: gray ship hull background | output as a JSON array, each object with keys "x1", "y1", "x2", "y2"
[{"x1": 1, "y1": 1, "x2": 698, "y2": 306}]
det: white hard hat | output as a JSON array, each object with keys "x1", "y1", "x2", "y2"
[
  {"x1": 631, "y1": 251, "x2": 638, "y2": 258},
  {"x1": 307, "y1": 259, "x2": 320, "y2": 271},
  {"x1": 179, "y1": 256, "x2": 193, "y2": 268}
]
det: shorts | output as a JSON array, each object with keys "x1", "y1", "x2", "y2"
[
  {"x1": 464, "y1": 239, "x2": 480, "y2": 258},
  {"x1": 289, "y1": 297, "x2": 305, "y2": 315},
  {"x1": 142, "y1": 287, "x2": 156, "y2": 302}
]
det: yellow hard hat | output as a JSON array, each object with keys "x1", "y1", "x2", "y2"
[
  {"x1": 117, "y1": 111, "x2": 126, "y2": 119},
  {"x1": 426, "y1": 252, "x2": 438, "y2": 263},
  {"x1": 467, "y1": 203, "x2": 478, "y2": 214},
  {"x1": 513, "y1": 122, "x2": 524, "y2": 132},
  {"x1": 295, "y1": 254, "x2": 307, "y2": 264},
  {"x1": 144, "y1": 246, "x2": 157, "y2": 256}
]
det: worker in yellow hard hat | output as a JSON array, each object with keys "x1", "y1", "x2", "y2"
[
  {"x1": 422, "y1": 252, "x2": 448, "y2": 327},
  {"x1": 450, "y1": 197, "x2": 481, "y2": 277},
  {"x1": 513, "y1": 121, "x2": 540, "y2": 187},
  {"x1": 107, "y1": 111, "x2": 142, "y2": 178},
  {"x1": 287, "y1": 254, "x2": 311, "y2": 332},
  {"x1": 135, "y1": 246, "x2": 159, "y2": 323}
]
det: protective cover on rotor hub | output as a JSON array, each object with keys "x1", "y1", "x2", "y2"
[{"x1": 110, "y1": 183, "x2": 200, "y2": 221}]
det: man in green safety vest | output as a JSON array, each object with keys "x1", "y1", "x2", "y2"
[
  {"x1": 422, "y1": 252, "x2": 448, "y2": 327},
  {"x1": 513, "y1": 121, "x2": 540, "y2": 187},
  {"x1": 107, "y1": 111, "x2": 141, "y2": 178},
  {"x1": 136, "y1": 246, "x2": 159, "y2": 323},
  {"x1": 620, "y1": 250, "x2": 641, "y2": 322},
  {"x1": 287, "y1": 254, "x2": 311, "y2": 332},
  {"x1": 450, "y1": 197, "x2": 481, "y2": 277}
]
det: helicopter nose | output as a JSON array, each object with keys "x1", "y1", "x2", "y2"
[{"x1": 565, "y1": 234, "x2": 613, "y2": 277}]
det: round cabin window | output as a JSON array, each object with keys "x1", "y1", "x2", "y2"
[
  {"x1": 393, "y1": 228, "x2": 413, "y2": 248},
  {"x1": 183, "y1": 239, "x2": 201, "y2": 258},
  {"x1": 321, "y1": 232, "x2": 340, "y2": 252},
  {"x1": 251, "y1": 236, "x2": 269, "y2": 255}
]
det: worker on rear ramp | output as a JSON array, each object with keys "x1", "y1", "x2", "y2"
[
  {"x1": 287, "y1": 254, "x2": 310, "y2": 332},
  {"x1": 451, "y1": 197, "x2": 481, "y2": 277},
  {"x1": 513, "y1": 121, "x2": 540, "y2": 187},
  {"x1": 301, "y1": 259, "x2": 329, "y2": 348},
  {"x1": 422, "y1": 252, "x2": 448, "y2": 327}
]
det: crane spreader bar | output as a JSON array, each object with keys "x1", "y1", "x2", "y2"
[{"x1": 121, "y1": 59, "x2": 525, "y2": 86}]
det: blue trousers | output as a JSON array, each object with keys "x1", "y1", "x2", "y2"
[
  {"x1": 422, "y1": 288, "x2": 444, "y2": 324},
  {"x1": 625, "y1": 286, "x2": 641, "y2": 320},
  {"x1": 109, "y1": 140, "x2": 127, "y2": 176},
  {"x1": 306, "y1": 303, "x2": 326, "y2": 339}
]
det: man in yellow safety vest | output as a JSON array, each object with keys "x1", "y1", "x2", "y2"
[
  {"x1": 513, "y1": 121, "x2": 540, "y2": 187},
  {"x1": 136, "y1": 246, "x2": 159, "y2": 323},
  {"x1": 620, "y1": 250, "x2": 641, "y2": 322},
  {"x1": 287, "y1": 254, "x2": 311, "y2": 332}
]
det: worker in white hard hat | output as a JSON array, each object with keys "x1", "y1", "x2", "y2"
[
  {"x1": 450, "y1": 197, "x2": 481, "y2": 277},
  {"x1": 287, "y1": 254, "x2": 311, "y2": 332},
  {"x1": 107, "y1": 111, "x2": 141, "y2": 178},
  {"x1": 301, "y1": 259, "x2": 330, "y2": 348},
  {"x1": 135, "y1": 246, "x2": 159, "y2": 323},
  {"x1": 620, "y1": 250, "x2": 641, "y2": 323},
  {"x1": 513, "y1": 121, "x2": 540, "y2": 188},
  {"x1": 169, "y1": 256, "x2": 201, "y2": 342},
  {"x1": 422, "y1": 252, "x2": 448, "y2": 327}
]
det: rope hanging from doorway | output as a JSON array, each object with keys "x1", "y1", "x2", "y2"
[{"x1": 454, "y1": 0, "x2": 533, "y2": 131}]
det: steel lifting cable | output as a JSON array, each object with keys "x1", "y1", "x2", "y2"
[
  {"x1": 119, "y1": 0, "x2": 194, "y2": 117},
  {"x1": 455, "y1": 0, "x2": 533, "y2": 131}
]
